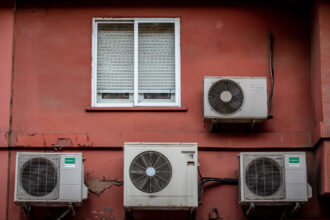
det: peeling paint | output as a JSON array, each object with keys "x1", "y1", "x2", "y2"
[
  {"x1": 89, "y1": 208, "x2": 115, "y2": 220},
  {"x1": 86, "y1": 177, "x2": 122, "y2": 196},
  {"x1": 52, "y1": 138, "x2": 73, "y2": 147},
  {"x1": 27, "y1": 132, "x2": 35, "y2": 136}
]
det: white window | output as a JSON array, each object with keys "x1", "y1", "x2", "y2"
[{"x1": 92, "y1": 18, "x2": 181, "y2": 107}]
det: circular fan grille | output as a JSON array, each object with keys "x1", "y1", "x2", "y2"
[
  {"x1": 21, "y1": 158, "x2": 57, "y2": 197},
  {"x1": 129, "y1": 151, "x2": 172, "y2": 193},
  {"x1": 208, "y1": 79, "x2": 244, "y2": 115},
  {"x1": 245, "y1": 157, "x2": 282, "y2": 196}
]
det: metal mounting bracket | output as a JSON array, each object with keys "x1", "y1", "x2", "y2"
[
  {"x1": 291, "y1": 202, "x2": 301, "y2": 215},
  {"x1": 245, "y1": 202, "x2": 255, "y2": 216},
  {"x1": 23, "y1": 203, "x2": 31, "y2": 216}
]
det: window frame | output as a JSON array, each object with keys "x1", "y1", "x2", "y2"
[{"x1": 91, "y1": 17, "x2": 181, "y2": 107}]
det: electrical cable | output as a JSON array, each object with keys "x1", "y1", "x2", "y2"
[
  {"x1": 268, "y1": 31, "x2": 274, "y2": 119},
  {"x1": 198, "y1": 166, "x2": 238, "y2": 204}
]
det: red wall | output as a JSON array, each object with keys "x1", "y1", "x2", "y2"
[
  {"x1": 313, "y1": 0, "x2": 330, "y2": 197},
  {"x1": 0, "y1": 3, "x2": 13, "y2": 220},
  {"x1": 0, "y1": 4, "x2": 13, "y2": 147},
  {"x1": 3, "y1": 0, "x2": 330, "y2": 219},
  {"x1": 11, "y1": 5, "x2": 313, "y2": 149},
  {"x1": 318, "y1": 1, "x2": 330, "y2": 122}
]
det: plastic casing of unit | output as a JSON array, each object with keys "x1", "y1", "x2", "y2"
[
  {"x1": 124, "y1": 143, "x2": 198, "y2": 210},
  {"x1": 239, "y1": 152, "x2": 312, "y2": 205},
  {"x1": 204, "y1": 76, "x2": 268, "y2": 123},
  {"x1": 14, "y1": 152, "x2": 88, "y2": 207}
]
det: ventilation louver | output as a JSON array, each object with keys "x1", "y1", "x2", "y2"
[
  {"x1": 245, "y1": 157, "x2": 282, "y2": 196},
  {"x1": 208, "y1": 79, "x2": 244, "y2": 115},
  {"x1": 21, "y1": 157, "x2": 57, "y2": 197},
  {"x1": 129, "y1": 151, "x2": 172, "y2": 193}
]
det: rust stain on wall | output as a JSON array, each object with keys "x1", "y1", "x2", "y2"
[{"x1": 86, "y1": 177, "x2": 122, "y2": 196}]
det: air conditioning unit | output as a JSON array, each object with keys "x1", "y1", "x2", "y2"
[
  {"x1": 14, "y1": 152, "x2": 88, "y2": 207},
  {"x1": 204, "y1": 76, "x2": 268, "y2": 123},
  {"x1": 124, "y1": 143, "x2": 198, "y2": 211},
  {"x1": 239, "y1": 152, "x2": 312, "y2": 208}
]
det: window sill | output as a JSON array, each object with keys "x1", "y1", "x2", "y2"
[{"x1": 85, "y1": 106, "x2": 188, "y2": 112}]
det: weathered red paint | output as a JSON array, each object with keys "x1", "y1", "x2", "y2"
[
  {"x1": 0, "y1": 151, "x2": 9, "y2": 220},
  {"x1": 311, "y1": 1, "x2": 323, "y2": 126},
  {"x1": 0, "y1": 4, "x2": 13, "y2": 147},
  {"x1": 11, "y1": 5, "x2": 313, "y2": 148},
  {"x1": 316, "y1": 142, "x2": 329, "y2": 196},
  {"x1": 13, "y1": 131, "x2": 313, "y2": 148},
  {"x1": 0, "y1": 3, "x2": 13, "y2": 220},
  {"x1": 311, "y1": 0, "x2": 330, "y2": 130},
  {"x1": 1, "y1": 0, "x2": 330, "y2": 219},
  {"x1": 317, "y1": 1, "x2": 330, "y2": 122},
  {"x1": 311, "y1": 0, "x2": 330, "y2": 196}
]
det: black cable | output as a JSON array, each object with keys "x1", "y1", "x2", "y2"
[
  {"x1": 268, "y1": 31, "x2": 274, "y2": 119},
  {"x1": 198, "y1": 166, "x2": 204, "y2": 204},
  {"x1": 198, "y1": 166, "x2": 238, "y2": 204},
  {"x1": 201, "y1": 177, "x2": 238, "y2": 185},
  {"x1": 198, "y1": 165, "x2": 203, "y2": 179}
]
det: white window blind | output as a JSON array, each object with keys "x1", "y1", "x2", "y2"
[
  {"x1": 138, "y1": 23, "x2": 175, "y2": 94},
  {"x1": 97, "y1": 23, "x2": 134, "y2": 93},
  {"x1": 92, "y1": 18, "x2": 180, "y2": 107}
]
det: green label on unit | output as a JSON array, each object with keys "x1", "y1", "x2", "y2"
[
  {"x1": 289, "y1": 157, "x2": 300, "y2": 167},
  {"x1": 65, "y1": 158, "x2": 75, "y2": 164},
  {"x1": 289, "y1": 157, "x2": 299, "y2": 163},
  {"x1": 64, "y1": 158, "x2": 76, "y2": 168}
]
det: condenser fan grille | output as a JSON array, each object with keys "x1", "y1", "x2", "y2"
[
  {"x1": 246, "y1": 157, "x2": 282, "y2": 196},
  {"x1": 208, "y1": 79, "x2": 244, "y2": 115},
  {"x1": 21, "y1": 158, "x2": 57, "y2": 197},
  {"x1": 129, "y1": 151, "x2": 172, "y2": 193}
]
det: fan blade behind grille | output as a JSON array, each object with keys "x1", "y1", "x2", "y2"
[
  {"x1": 21, "y1": 158, "x2": 57, "y2": 197},
  {"x1": 208, "y1": 79, "x2": 244, "y2": 115},
  {"x1": 129, "y1": 151, "x2": 172, "y2": 193},
  {"x1": 246, "y1": 157, "x2": 282, "y2": 196}
]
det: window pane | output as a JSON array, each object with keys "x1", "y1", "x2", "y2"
[
  {"x1": 97, "y1": 23, "x2": 134, "y2": 103},
  {"x1": 138, "y1": 23, "x2": 175, "y2": 103}
]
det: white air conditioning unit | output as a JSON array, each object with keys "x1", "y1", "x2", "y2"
[
  {"x1": 124, "y1": 143, "x2": 198, "y2": 211},
  {"x1": 204, "y1": 76, "x2": 268, "y2": 123},
  {"x1": 239, "y1": 152, "x2": 312, "y2": 208},
  {"x1": 14, "y1": 152, "x2": 88, "y2": 207}
]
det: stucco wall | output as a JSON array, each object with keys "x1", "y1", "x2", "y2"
[
  {"x1": 0, "y1": 3, "x2": 13, "y2": 220},
  {"x1": 11, "y1": 4, "x2": 313, "y2": 148},
  {"x1": 0, "y1": 4, "x2": 13, "y2": 147},
  {"x1": 3, "y1": 0, "x2": 330, "y2": 219},
  {"x1": 313, "y1": 0, "x2": 330, "y2": 197}
]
